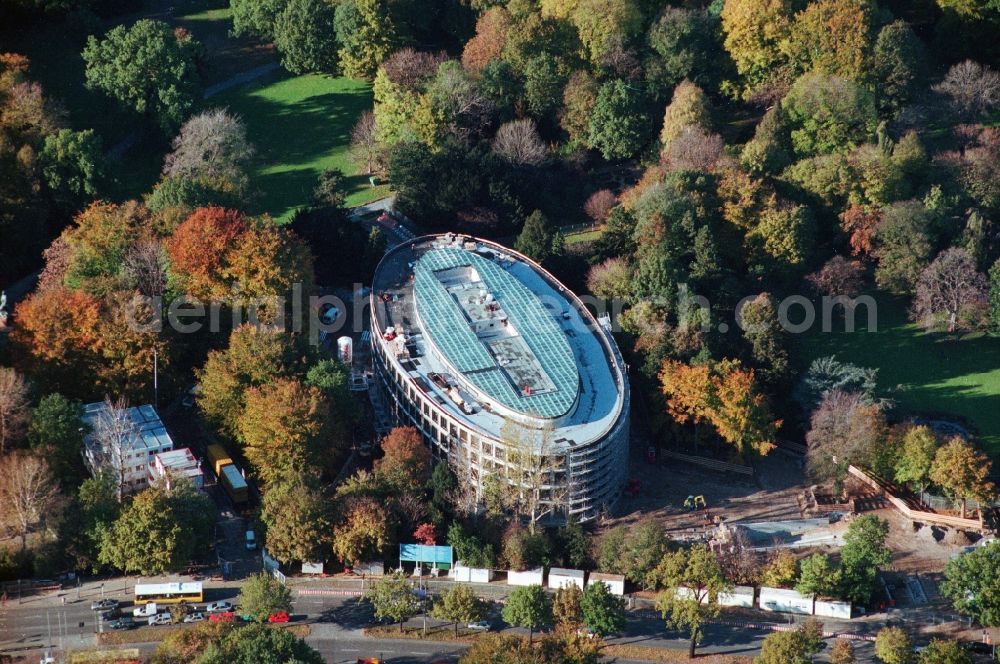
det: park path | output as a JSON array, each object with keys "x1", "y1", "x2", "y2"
[
  {"x1": 106, "y1": 61, "x2": 282, "y2": 157},
  {"x1": 203, "y1": 62, "x2": 281, "y2": 98}
]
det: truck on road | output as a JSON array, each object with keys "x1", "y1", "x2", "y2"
[
  {"x1": 133, "y1": 603, "x2": 158, "y2": 618},
  {"x1": 207, "y1": 444, "x2": 248, "y2": 504}
]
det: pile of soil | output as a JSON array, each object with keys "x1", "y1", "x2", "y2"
[{"x1": 942, "y1": 529, "x2": 973, "y2": 547}]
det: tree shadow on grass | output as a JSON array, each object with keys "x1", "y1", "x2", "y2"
[{"x1": 802, "y1": 292, "x2": 1000, "y2": 453}]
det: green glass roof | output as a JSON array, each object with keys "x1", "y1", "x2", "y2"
[{"x1": 413, "y1": 247, "x2": 580, "y2": 419}]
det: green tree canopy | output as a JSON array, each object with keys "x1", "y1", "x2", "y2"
[
  {"x1": 39, "y1": 129, "x2": 105, "y2": 209},
  {"x1": 755, "y1": 623, "x2": 823, "y2": 664},
  {"x1": 273, "y1": 0, "x2": 340, "y2": 74},
  {"x1": 99, "y1": 478, "x2": 213, "y2": 575},
  {"x1": 432, "y1": 584, "x2": 486, "y2": 634},
  {"x1": 207, "y1": 623, "x2": 323, "y2": 664},
  {"x1": 917, "y1": 639, "x2": 972, "y2": 664},
  {"x1": 502, "y1": 584, "x2": 553, "y2": 644},
  {"x1": 840, "y1": 514, "x2": 891, "y2": 604},
  {"x1": 989, "y1": 259, "x2": 1000, "y2": 333},
  {"x1": 515, "y1": 210, "x2": 557, "y2": 263},
  {"x1": 82, "y1": 19, "x2": 203, "y2": 131},
  {"x1": 645, "y1": 7, "x2": 722, "y2": 96},
  {"x1": 874, "y1": 626, "x2": 912, "y2": 664},
  {"x1": 367, "y1": 572, "x2": 421, "y2": 631},
  {"x1": 654, "y1": 544, "x2": 730, "y2": 658},
  {"x1": 581, "y1": 580, "x2": 626, "y2": 637},
  {"x1": 597, "y1": 522, "x2": 672, "y2": 589},
  {"x1": 588, "y1": 79, "x2": 651, "y2": 160},
  {"x1": 230, "y1": 0, "x2": 288, "y2": 40},
  {"x1": 62, "y1": 470, "x2": 120, "y2": 572},
  {"x1": 238, "y1": 572, "x2": 293, "y2": 622},
  {"x1": 334, "y1": 0, "x2": 397, "y2": 79},
  {"x1": 872, "y1": 20, "x2": 928, "y2": 113},
  {"x1": 28, "y1": 393, "x2": 86, "y2": 486},
  {"x1": 942, "y1": 541, "x2": 1000, "y2": 625},
  {"x1": 448, "y1": 522, "x2": 497, "y2": 569},
  {"x1": 873, "y1": 200, "x2": 936, "y2": 295},
  {"x1": 556, "y1": 517, "x2": 591, "y2": 569},
  {"x1": 570, "y1": 0, "x2": 644, "y2": 66},
  {"x1": 781, "y1": 72, "x2": 877, "y2": 157},
  {"x1": 795, "y1": 553, "x2": 841, "y2": 599},
  {"x1": 894, "y1": 426, "x2": 939, "y2": 495}
]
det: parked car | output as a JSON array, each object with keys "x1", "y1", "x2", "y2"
[
  {"x1": 90, "y1": 599, "x2": 118, "y2": 611},
  {"x1": 205, "y1": 601, "x2": 234, "y2": 613},
  {"x1": 467, "y1": 621, "x2": 491, "y2": 631},
  {"x1": 267, "y1": 611, "x2": 290, "y2": 623},
  {"x1": 108, "y1": 617, "x2": 136, "y2": 630},
  {"x1": 245, "y1": 530, "x2": 256, "y2": 551},
  {"x1": 183, "y1": 612, "x2": 206, "y2": 623},
  {"x1": 320, "y1": 303, "x2": 339, "y2": 325},
  {"x1": 576, "y1": 627, "x2": 597, "y2": 639},
  {"x1": 148, "y1": 613, "x2": 172, "y2": 626},
  {"x1": 209, "y1": 611, "x2": 236, "y2": 623}
]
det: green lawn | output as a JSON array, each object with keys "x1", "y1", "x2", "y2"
[
  {"x1": 802, "y1": 292, "x2": 1000, "y2": 454},
  {"x1": 564, "y1": 228, "x2": 604, "y2": 245},
  {"x1": 212, "y1": 71, "x2": 388, "y2": 222},
  {"x1": 2, "y1": 2, "x2": 384, "y2": 216}
]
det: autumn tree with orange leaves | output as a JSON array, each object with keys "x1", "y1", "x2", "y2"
[
  {"x1": 332, "y1": 494, "x2": 397, "y2": 566},
  {"x1": 61, "y1": 201, "x2": 148, "y2": 296},
  {"x1": 376, "y1": 426, "x2": 431, "y2": 491},
  {"x1": 461, "y1": 7, "x2": 511, "y2": 74},
  {"x1": 660, "y1": 358, "x2": 780, "y2": 458},
  {"x1": 709, "y1": 360, "x2": 780, "y2": 457},
  {"x1": 166, "y1": 206, "x2": 249, "y2": 298},
  {"x1": 237, "y1": 376, "x2": 329, "y2": 484},
  {"x1": 840, "y1": 204, "x2": 880, "y2": 257},
  {"x1": 659, "y1": 360, "x2": 712, "y2": 425},
  {"x1": 13, "y1": 286, "x2": 102, "y2": 366},
  {"x1": 222, "y1": 223, "x2": 315, "y2": 310}
]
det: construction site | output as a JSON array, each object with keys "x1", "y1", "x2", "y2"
[{"x1": 369, "y1": 233, "x2": 631, "y2": 522}]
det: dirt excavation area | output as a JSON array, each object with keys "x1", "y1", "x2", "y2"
[{"x1": 603, "y1": 447, "x2": 981, "y2": 576}]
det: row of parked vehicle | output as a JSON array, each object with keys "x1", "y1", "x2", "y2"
[{"x1": 89, "y1": 599, "x2": 288, "y2": 630}]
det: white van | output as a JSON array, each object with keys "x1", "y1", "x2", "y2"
[{"x1": 245, "y1": 530, "x2": 256, "y2": 550}]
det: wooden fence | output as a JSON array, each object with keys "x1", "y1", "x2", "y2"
[
  {"x1": 847, "y1": 465, "x2": 986, "y2": 532},
  {"x1": 661, "y1": 450, "x2": 754, "y2": 476}
]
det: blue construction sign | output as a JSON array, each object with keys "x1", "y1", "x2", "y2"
[{"x1": 399, "y1": 544, "x2": 453, "y2": 567}]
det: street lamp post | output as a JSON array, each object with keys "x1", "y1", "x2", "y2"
[{"x1": 153, "y1": 348, "x2": 159, "y2": 409}]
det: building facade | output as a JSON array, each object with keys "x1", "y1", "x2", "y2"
[
  {"x1": 82, "y1": 402, "x2": 175, "y2": 494},
  {"x1": 370, "y1": 234, "x2": 629, "y2": 522}
]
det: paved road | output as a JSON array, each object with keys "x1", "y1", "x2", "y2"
[{"x1": 1, "y1": 582, "x2": 880, "y2": 663}]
